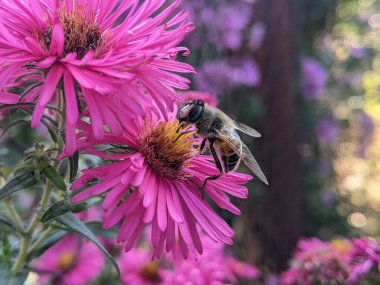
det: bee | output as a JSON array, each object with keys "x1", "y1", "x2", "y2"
[{"x1": 178, "y1": 100, "x2": 268, "y2": 188}]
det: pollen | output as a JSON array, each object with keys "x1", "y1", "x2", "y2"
[
  {"x1": 138, "y1": 262, "x2": 162, "y2": 283},
  {"x1": 37, "y1": 4, "x2": 103, "y2": 59},
  {"x1": 57, "y1": 251, "x2": 76, "y2": 271},
  {"x1": 138, "y1": 120, "x2": 196, "y2": 181}
]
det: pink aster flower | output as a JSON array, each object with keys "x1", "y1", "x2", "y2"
[
  {"x1": 179, "y1": 90, "x2": 218, "y2": 106},
  {"x1": 163, "y1": 234, "x2": 259, "y2": 284},
  {"x1": 0, "y1": 0, "x2": 194, "y2": 154},
  {"x1": 70, "y1": 108, "x2": 252, "y2": 259},
  {"x1": 33, "y1": 235, "x2": 105, "y2": 285},
  {"x1": 118, "y1": 248, "x2": 164, "y2": 285},
  {"x1": 281, "y1": 238, "x2": 352, "y2": 285},
  {"x1": 347, "y1": 238, "x2": 380, "y2": 283}
]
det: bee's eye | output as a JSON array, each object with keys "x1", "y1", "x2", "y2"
[{"x1": 188, "y1": 105, "x2": 204, "y2": 123}]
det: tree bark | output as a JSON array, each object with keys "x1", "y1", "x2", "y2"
[{"x1": 249, "y1": 0, "x2": 303, "y2": 273}]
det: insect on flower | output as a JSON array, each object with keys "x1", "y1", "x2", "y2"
[
  {"x1": 69, "y1": 107, "x2": 252, "y2": 260},
  {"x1": 178, "y1": 100, "x2": 268, "y2": 188}
]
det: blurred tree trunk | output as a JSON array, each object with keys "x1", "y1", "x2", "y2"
[{"x1": 248, "y1": 0, "x2": 303, "y2": 273}]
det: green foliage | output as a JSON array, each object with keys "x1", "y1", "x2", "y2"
[
  {"x1": 0, "y1": 172, "x2": 38, "y2": 200},
  {"x1": 55, "y1": 212, "x2": 120, "y2": 278},
  {"x1": 41, "y1": 199, "x2": 74, "y2": 223}
]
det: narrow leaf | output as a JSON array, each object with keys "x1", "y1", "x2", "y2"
[
  {"x1": 69, "y1": 151, "x2": 79, "y2": 182},
  {"x1": 56, "y1": 213, "x2": 120, "y2": 278},
  {"x1": 0, "y1": 172, "x2": 38, "y2": 200},
  {"x1": 43, "y1": 165, "x2": 66, "y2": 191},
  {"x1": 0, "y1": 119, "x2": 29, "y2": 139},
  {"x1": 0, "y1": 267, "x2": 28, "y2": 285},
  {"x1": 41, "y1": 199, "x2": 74, "y2": 223},
  {"x1": 86, "y1": 221, "x2": 118, "y2": 239},
  {"x1": 0, "y1": 215, "x2": 18, "y2": 232}
]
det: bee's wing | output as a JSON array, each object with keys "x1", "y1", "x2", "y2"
[
  {"x1": 234, "y1": 121, "x2": 262, "y2": 137},
  {"x1": 215, "y1": 129, "x2": 269, "y2": 185}
]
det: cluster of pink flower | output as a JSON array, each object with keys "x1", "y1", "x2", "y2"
[
  {"x1": 34, "y1": 232, "x2": 259, "y2": 285},
  {"x1": 281, "y1": 237, "x2": 380, "y2": 284},
  {"x1": 0, "y1": 0, "x2": 253, "y2": 262}
]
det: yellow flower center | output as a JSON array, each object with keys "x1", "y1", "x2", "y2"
[
  {"x1": 138, "y1": 120, "x2": 196, "y2": 181},
  {"x1": 57, "y1": 252, "x2": 75, "y2": 271},
  {"x1": 330, "y1": 239, "x2": 352, "y2": 254},
  {"x1": 138, "y1": 262, "x2": 162, "y2": 283},
  {"x1": 37, "y1": 4, "x2": 103, "y2": 59}
]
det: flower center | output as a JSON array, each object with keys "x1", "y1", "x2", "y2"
[
  {"x1": 138, "y1": 262, "x2": 162, "y2": 283},
  {"x1": 57, "y1": 252, "x2": 75, "y2": 271},
  {"x1": 138, "y1": 120, "x2": 196, "y2": 181},
  {"x1": 38, "y1": 5, "x2": 103, "y2": 59}
]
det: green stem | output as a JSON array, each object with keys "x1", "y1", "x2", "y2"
[
  {"x1": 10, "y1": 237, "x2": 29, "y2": 275},
  {"x1": 4, "y1": 199, "x2": 25, "y2": 234},
  {"x1": 10, "y1": 88, "x2": 65, "y2": 276},
  {"x1": 28, "y1": 226, "x2": 53, "y2": 255},
  {"x1": 26, "y1": 181, "x2": 53, "y2": 235}
]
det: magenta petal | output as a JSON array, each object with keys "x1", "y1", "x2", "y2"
[
  {"x1": 49, "y1": 17, "x2": 64, "y2": 56},
  {"x1": 165, "y1": 183, "x2": 183, "y2": 223},
  {"x1": 63, "y1": 71, "x2": 78, "y2": 125},
  {"x1": 156, "y1": 179, "x2": 168, "y2": 231},
  {"x1": 143, "y1": 172, "x2": 158, "y2": 207},
  {"x1": 65, "y1": 121, "x2": 76, "y2": 156},
  {"x1": 37, "y1": 65, "x2": 63, "y2": 107},
  {"x1": 0, "y1": 92, "x2": 20, "y2": 104}
]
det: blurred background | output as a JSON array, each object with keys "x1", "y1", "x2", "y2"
[
  {"x1": 2, "y1": 0, "x2": 380, "y2": 284},
  {"x1": 180, "y1": 0, "x2": 380, "y2": 282}
]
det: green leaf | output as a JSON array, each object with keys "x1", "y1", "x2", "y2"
[
  {"x1": 56, "y1": 213, "x2": 120, "y2": 278},
  {"x1": 69, "y1": 151, "x2": 79, "y2": 182},
  {"x1": 86, "y1": 221, "x2": 118, "y2": 239},
  {"x1": 0, "y1": 119, "x2": 29, "y2": 140},
  {"x1": 0, "y1": 267, "x2": 28, "y2": 285},
  {"x1": 0, "y1": 172, "x2": 38, "y2": 200},
  {"x1": 41, "y1": 199, "x2": 74, "y2": 223},
  {"x1": 43, "y1": 165, "x2": 66, "y2": 191},
  {"x1": 0, "y1": 215, "x2": 18, "y2": 232}
]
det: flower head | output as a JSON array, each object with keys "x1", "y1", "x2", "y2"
[
  {"x1": 0, "y1": 0, "x2": 194, "y2": 153},
  {"x1": 118, "y1": 248, "x2": 164, "y2": 285},
  {"x1": 34, "y1": 235, "x2": 105, "y2": 285},
  {"x1": 70, "y1": 109, "x2": 252, "y2": 259},
  {"x1": 180, "y1": 91, "x2": 218, "y2": 106},
  {"x1": 163, "y1": 234, "x2": 259, "y2": 284},
  {"x1": 281, "y1": 238, "x2": 351, "y2": 285},
  {"x1": 347, "y1": 238, "x2": 380, "y2": 283}
]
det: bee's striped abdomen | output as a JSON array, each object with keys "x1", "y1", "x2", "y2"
[{"x1": 222, "y1": 153, "x2": 240, "y2": 172}]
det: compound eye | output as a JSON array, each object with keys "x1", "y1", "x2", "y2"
[{"x1": 188, "y1": 105, "x2": 203, "y2": 123}]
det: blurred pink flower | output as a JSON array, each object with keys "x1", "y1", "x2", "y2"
[
  {"x1": 118, "y1": 248, "x2": 164, "y2": 285},
  {"x1": 316, "y1": 119, "x2": 340, "y2": 145},
  {"x1": 281, "y1": 238, "x2": 352, "y2": 285},
  {"x1": 301, "y1": 58, "x2": 328, "y2": 100},
  {"x1": 179, "y1": 91, "x2": 218, "y2": 106},
  {"x1": 70, "y1": 109, "x2": 252, "y2": 260},
  {"x1": 164, "y1": 234, "x2": 259, "y2": 284},
  {"x1": 0, "y1": 0, "x2": 194, "y2": 154},
  {"x1": 34, "y1": 235, "x2": 105, "y2": 285},
  {"x1": 196, "y1": 59, "x2": 260, "y2": 93},
  {"x1": 348, "y1": 238, "x2": 380, "y2": 283}
]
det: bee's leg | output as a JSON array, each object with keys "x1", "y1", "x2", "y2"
[
  {"x1": 199, "y1": 139, "x2": 207, "y2": 154},
  {"x1": 174, "y1": 130, "x2": 195, "y2": 143},
  {"x1": 202, "y1": 140, "x2": 223, "y2": 190}
]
